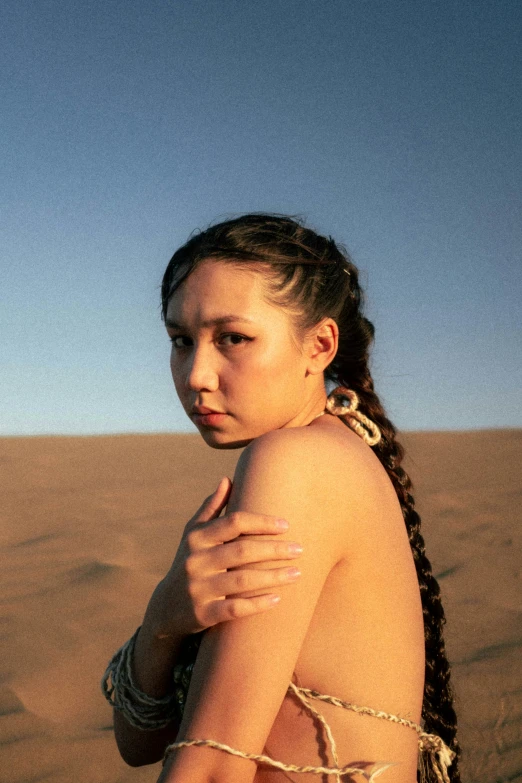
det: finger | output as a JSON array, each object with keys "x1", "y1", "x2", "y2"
[
  {"x1": 190, "y1": 477, "x2": 232, "y2": 527},
  {"x1": 206, "y1": 593, "x2": 282, "y2": 625},
  {"x1": 199, "y1": 511, "x2": 290, "y2": 546},
  {"x1": 209, "y1": 564, "x2": 302, "y2": 599},
  {"x1": 201, "y1": 537, "x2": 302, "y2": 572}
]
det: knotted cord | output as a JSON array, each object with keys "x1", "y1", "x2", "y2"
[
  {"x1": 324, "y1": 386, "x2": 382, "y2": 447},
  {"x1": 163, "y1": 680, "x2": 455, "y2": 782}
]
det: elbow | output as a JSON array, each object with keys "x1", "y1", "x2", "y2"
[
  {"x1": 203, "y1": 767, "x2": 256, "y2": 783},
  {"x1": 122, "y1": 755, "x2": 146, "y2": 768},
  {"x1": 158, "y1": 756, "x2": 255, "y2": 783},
  {"x1": 209, "y1": 778, "x2": 242, "y2": 783},
  {"x1": 112, "y1": 708, "x2": 178, "y2": 768},
  {"x1": 114, "y1": 730, "x2": 165, "y2": 767},
  {"x1": 117, "y1": 742, "x2": 164, "y2": 768},
  {"x1": 162, "y1": 776, "x2": 239, "y2": 783}
]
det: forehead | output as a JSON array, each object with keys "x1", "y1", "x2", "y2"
[{"x1": 165, "y1": 260, "x2": 277, "y2": 324}]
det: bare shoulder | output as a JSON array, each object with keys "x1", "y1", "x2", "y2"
[
  {"x1": 229, "y1": 421, "x2": 388, "y2": 563},
  {"x1": 239, "y1": 420, "x2": 394, "y2": 508},
  {"x1": 238, "y1": 419, "x2": 371, "y2": 477},
  {"x1": 235, "y1": 423, "x2": 359, "y2": 503}
]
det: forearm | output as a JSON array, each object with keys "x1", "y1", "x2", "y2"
[
  {"x1": 114, "y1": 708, "x2": 179, "y2": 767},
  {"x1": 113, "y1": 584, "x2": 188, "y2": 766},
  {"x1": 158, "y1": 744, "x2": 256, "y2": 783},
  {"x1": 132, "y1": 606, "x2": 186, "y2": 697}
]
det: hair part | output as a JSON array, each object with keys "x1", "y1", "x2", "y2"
[{"x1": 161, "y1": 212, "x2": 462, "y2": 782}]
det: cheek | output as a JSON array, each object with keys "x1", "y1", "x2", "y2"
[
  {"x1": 169, "y1": 356, "x2": 184, "y2": 389},
  {"x1": 255, "y1": 341, "x2": 301, "y2": 379},
  {"x1": 251, "y1": 339, "x2": 294, "y2": 369}
]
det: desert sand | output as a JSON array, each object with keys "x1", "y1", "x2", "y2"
[{"x1": 1, "y1": 429, "x2": 521, "y2": 783}]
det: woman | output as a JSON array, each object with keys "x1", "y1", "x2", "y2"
[{"x1": 102, "y1": 214, "x2": 461, "y2": 783}]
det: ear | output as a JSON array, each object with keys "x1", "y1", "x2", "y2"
[{"x1": 304, "y1": 317, "x2": 338, "y2": 375}]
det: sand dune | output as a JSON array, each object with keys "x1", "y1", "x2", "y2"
[{"x1": 1, "y1": 430, "x2": 521, "y2": 783}]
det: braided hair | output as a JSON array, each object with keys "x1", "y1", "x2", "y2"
[{"x1": 161, "y1": 213, "x2": 462, "y2": 783}]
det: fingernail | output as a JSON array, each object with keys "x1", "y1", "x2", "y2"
[{"x1": 275, "y1": 519, "x2": 289, "y2": 530}]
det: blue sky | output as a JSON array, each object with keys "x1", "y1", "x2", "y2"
[{"x1": 2, "y1": 0, "x2": 521, "y2": 435}]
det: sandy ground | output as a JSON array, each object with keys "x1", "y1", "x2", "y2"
[{"x1": 1, "y1": 429, "x2": 520, "y2": 783}]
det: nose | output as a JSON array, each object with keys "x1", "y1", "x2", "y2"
[{"x1": 183, "y1": 341, "x2": 220, "y2": 393}]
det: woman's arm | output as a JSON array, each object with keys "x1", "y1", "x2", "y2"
[
  {"x1": 113, "y1": 582, "x2": 186, "y2": 766},
  {"x1": 110, "y1": 477, "x2": 306, "y2": 766},
  {"x1": 158, "y1": 428, "x2": 349, "y2": 783}
]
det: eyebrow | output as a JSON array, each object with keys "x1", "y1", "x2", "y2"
[{"x1": 165, "y1": 315, "x2": 256, "y2": 329}]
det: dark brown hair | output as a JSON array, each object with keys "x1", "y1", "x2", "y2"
[{"x1": 161, "y1": 213, "x2": 461, "y2": 782}]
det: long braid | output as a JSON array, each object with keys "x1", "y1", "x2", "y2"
[{"x1": 330, "y1": 280, "x2": 462, "y2": 782}]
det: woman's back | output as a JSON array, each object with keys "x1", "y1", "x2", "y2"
[{"x1": 255, "y1": 414, "x2": 425, "y2": 782}]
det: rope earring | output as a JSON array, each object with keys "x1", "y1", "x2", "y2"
[{"x1": 325, "y1": 386, "x2": 381, "y2": 447}]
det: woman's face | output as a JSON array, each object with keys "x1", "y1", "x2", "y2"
[{"x1": 165, "y1": 259, "x2": 326, "y2": 449}]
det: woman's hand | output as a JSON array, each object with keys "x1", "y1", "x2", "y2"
[{"x1": 148, "y1": 476, "x2": 303, "y2": 639}]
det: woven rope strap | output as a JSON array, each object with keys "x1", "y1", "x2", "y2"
[
  {"x1": 163, "y1": 682, "x2": 455, "y2": 781},
  {"x1": 163, "y1": 738, "x2": 394, "y2": 780},
  {"x1": 417, "y1": 733, "x2": 456, "y2": 783},
  {"x1": 294, "y1": 686, "x2": 455, "y2": 783},
  {"x1": 325, "y1": 387, "x2": 382, "y2": 447}
]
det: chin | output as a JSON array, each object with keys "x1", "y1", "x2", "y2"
[
  {"x1": 199, "y1": 432, "x2": 254, "y2": 450},
  {"x1": 197, "y1": 421, "x2": 272, "y2": 450}
]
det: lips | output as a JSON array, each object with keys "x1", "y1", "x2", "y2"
[
  {"x1": 191, "y1": 405, "x2": 223, "y2": 415},
  {"x1": 192, "y1": 410, "x2": 227, "y2": 429}
]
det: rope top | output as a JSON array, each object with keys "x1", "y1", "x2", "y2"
[{"x1": 164, "y1": 668, "x2": 456, "y2": 783}]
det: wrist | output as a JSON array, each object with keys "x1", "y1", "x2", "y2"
[
  {"x1": 142, "y1": 579, "x2": 189, "y2": 643},
  {"x1": 101, "y1": 627, "x2": 181, "y2": 731},
  {"x1": 132, "y1": 623, "x2": 185, "y2": 698}
]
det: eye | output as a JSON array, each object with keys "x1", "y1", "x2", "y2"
[
  {"x1": 169, "y1": 334, "x2": 189, "y2": 349},
  {"x1": 222, "y1": 333, "x2": 250, "y2": 346},
  {"x1": 169, "y1": 333, "x2": 251, "y2": 349}
]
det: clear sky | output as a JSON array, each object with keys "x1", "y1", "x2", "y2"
[{"x1": 2, "y1": 0, "x2": 521, "y2": 435}]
